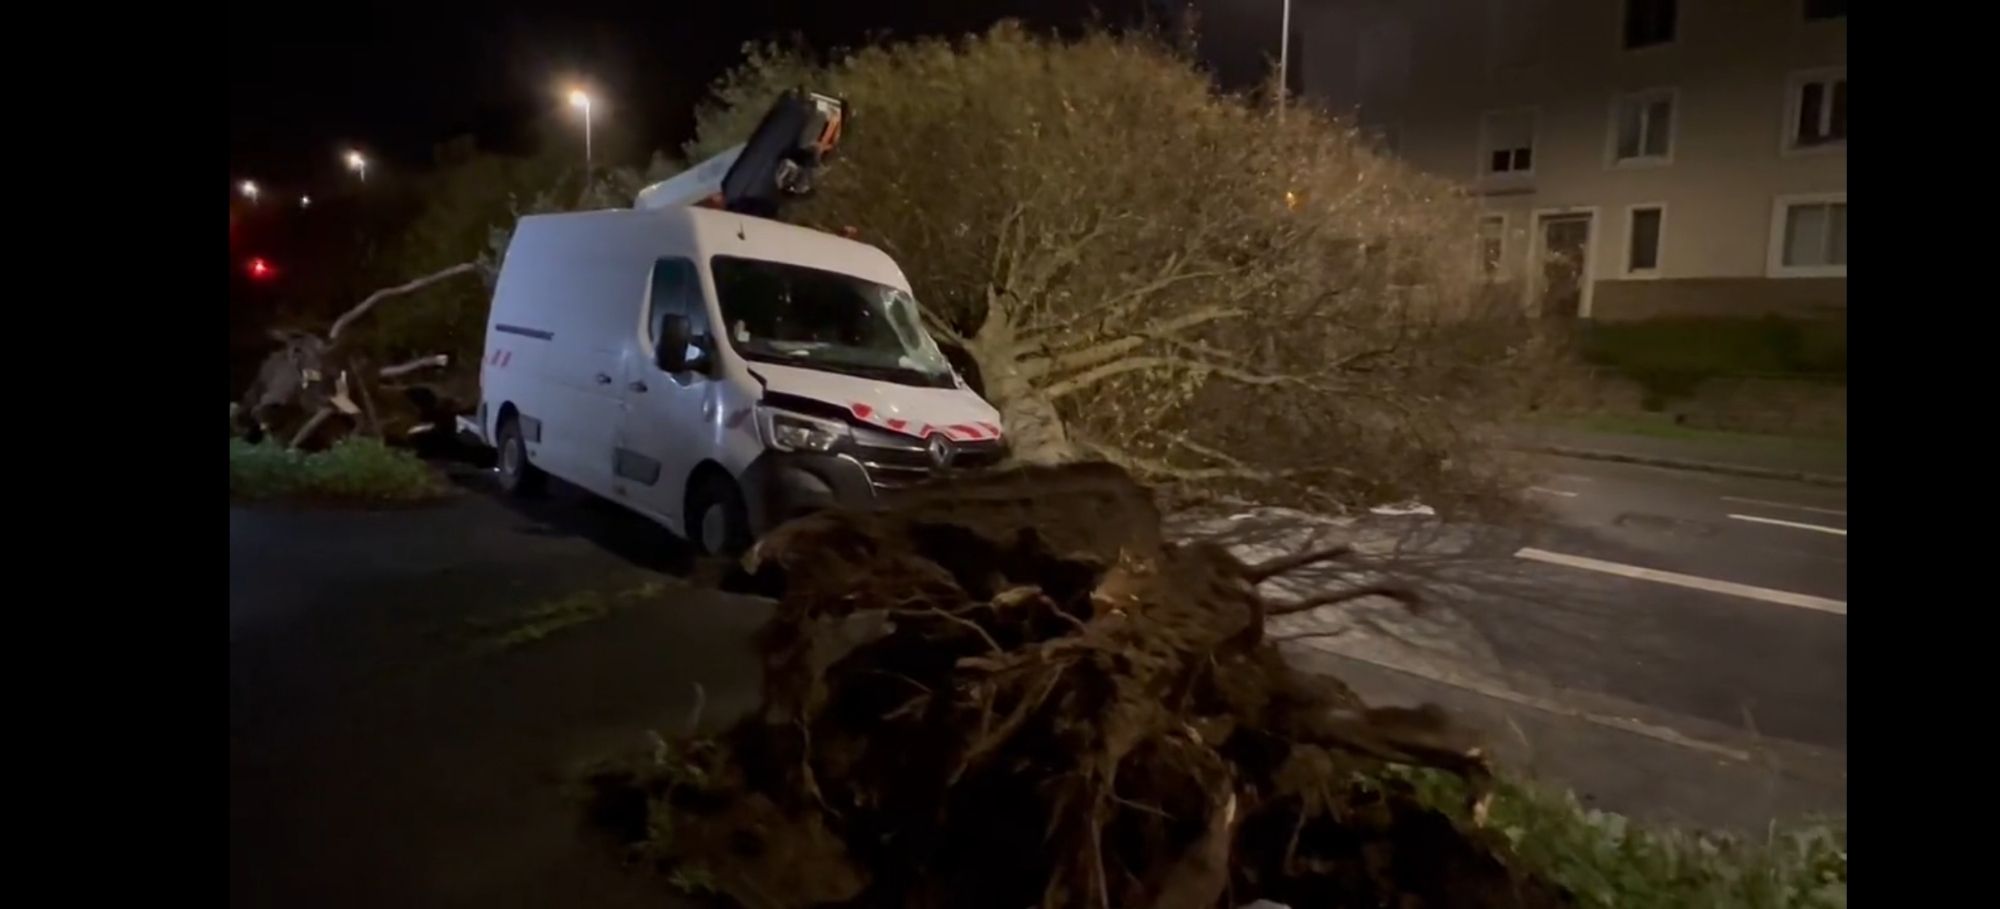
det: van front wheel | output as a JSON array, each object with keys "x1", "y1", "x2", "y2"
[{"x1": 688, "y1": 474, "x2": 751, "y2": 557}]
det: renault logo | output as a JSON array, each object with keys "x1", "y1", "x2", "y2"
[{"x1": 927, "y1": 433, "x2": 955, "y2": 469}]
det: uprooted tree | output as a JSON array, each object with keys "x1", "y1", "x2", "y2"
[
  {"x1": 232, "y1": 138, "x2": 679, "y2": 449},
  {"x1": 689, "y1": 25, "x2": 1557, "y2": 511},
  {"x1": 587, "y1": 463, "x2": 1568, "y2": 908}
]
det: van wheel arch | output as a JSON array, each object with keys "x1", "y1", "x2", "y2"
[{"x1": 684, "y1": 462, "x2": 750, "y2": 556}]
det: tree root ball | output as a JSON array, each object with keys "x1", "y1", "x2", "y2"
[{"x1": 588, "y1": 463, "x2": 1568, "y2": 909}]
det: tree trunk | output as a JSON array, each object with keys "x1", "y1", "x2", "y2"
[{"x1": 965, "y1": 312, "x2": 1077, "y2": 465}]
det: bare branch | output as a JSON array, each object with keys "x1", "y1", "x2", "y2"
[
  {"x1": 1045, "y1": 354, "x2": 1310, "y2": 401},
  {"x1": 1019, "y1": 265, "x2": 1240, "y2": 340},
  {"x1": 918, "y1": 301, "x2": 968, "y2": 347},
  {"x1": 288, "y1": 408, "x2": 335, "y2": 450},
  {"x1": 1265, "y1": 583, "x2": 1421, "y2": 617},
  {"x1": 989, "y1": 202, "x2": 1027, "y2": 289},
  {"x1": 328, "y1": 262, "x2": 480, "y2": 341},
  {"x1": 1076, "y1": 441, "x2": 1286, "y2": 483},
  {"x1": 1022, "y1": 305, "x2": 1250, "y2": 382},
  {"x1": 379, "y1": 354, "x2": 451, "y2": 379},
  {"x1": 1244, "y1": 545, "x2": 1354, "y2": 583}
]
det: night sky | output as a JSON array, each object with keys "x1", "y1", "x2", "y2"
[{"x1": 228, "y1": 0, "x2": 1291, "y2": 191}]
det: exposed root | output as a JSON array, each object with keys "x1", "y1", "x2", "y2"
[{"x1": 592, "y1": 464, "x2": 1566, "y2": 909}]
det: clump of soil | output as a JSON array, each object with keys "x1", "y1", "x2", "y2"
[{"x1": 589, "y1": 463, "x2": 1567, "y2": 909}]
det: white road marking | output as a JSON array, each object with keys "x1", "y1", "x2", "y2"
[
  {"x1": 1728, "y1": 514, "x2": 1847, "y2": 536},
  {"x1": 1527, "y1": 486, "x2": 1579, "y2": 497},
  {"x1": 1720, "y1": 495, "x2": 1846, "y2": 517},
  {"x1": 1514, "y1": 546, "x2": 1847, "y2": 615}
]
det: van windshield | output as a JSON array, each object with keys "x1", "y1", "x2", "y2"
[{"x1": 710, "y1": 255, "x2": 957, "y2": 389}]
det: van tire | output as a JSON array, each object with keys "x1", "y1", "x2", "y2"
[
  {"x1": 496, "y1": 415, "x2": 546, "y2": 497},
  {"x1": 688, "y1": 473, "x2": 751, "y2": 557}
]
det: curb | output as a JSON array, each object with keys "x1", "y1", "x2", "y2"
[{"x1": 1525, "y1": 445, "x2": 1847, "y2": 487}]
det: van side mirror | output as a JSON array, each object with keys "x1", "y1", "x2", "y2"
[{"x1": 655, "y1": 314, "x2": 692, "y2": 372}]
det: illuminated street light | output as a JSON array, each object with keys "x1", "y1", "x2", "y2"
[
  {"x1": 299, "y1": 195, "x2": 312, "y2": 209},
  {"x1": 344, "y1": 149, "x2": 369, "y2": 182},
  {"x1": 239, "y1": 180, "x2": 260, "y2": 202},
  {"x1": 568, "y1": 88, "x2": 594, "y2": 176}
]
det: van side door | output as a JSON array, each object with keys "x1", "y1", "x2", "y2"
[{"x1": 613, "y1": 258, "x2": 716, "y2": 534}]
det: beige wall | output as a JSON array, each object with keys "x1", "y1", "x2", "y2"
[{"x1": 1299, "y1": 0, "x2": 1845, "y2": 312}]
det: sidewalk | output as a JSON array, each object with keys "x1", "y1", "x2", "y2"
[{"x1": 1505, "y1": 420, "x2": 1847, "y2": 484}]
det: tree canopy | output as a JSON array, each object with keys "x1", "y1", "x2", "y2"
[{"x1": 691, "y1": 24, "x2": 1548, "y2": 510}]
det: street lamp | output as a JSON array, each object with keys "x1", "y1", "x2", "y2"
[
  {"x1": 1277, "y1": 0, "x2": 1293, "y2": 119},
  {"x1": 239, "y1": 180, "x2": 259, "y2": 203},
  {"x1": 344, "y1": 149, "x2": 368, "y2": 182},
  {"x1": 568, "y1": 89, "x2": 593, "y2": 176},
  {"x1": 299, "y1": 195, "x2": 312, "y2": 209}
]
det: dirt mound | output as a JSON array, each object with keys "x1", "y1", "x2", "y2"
[{"x1": 589, "y1": 464, "x2": 1567, "y2": 909}]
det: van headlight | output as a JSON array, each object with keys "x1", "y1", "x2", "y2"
[{"x1": 757, "y1": 407, "x2": 849, "y2": 452}]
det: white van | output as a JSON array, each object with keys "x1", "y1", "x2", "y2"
[{"x1": 474, "y1": 204, "x2": 1006, "y2": 554}]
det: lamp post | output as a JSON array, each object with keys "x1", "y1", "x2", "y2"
[
  {"x1": 1277, "y1": 0, "x2": 1293, "y2": 120},
  {"x1": 239, "y1": 180, "x2": 260, "y2": 203},
  {"x1": 568, "y1": 89, "x2": 594, "y2": 176},
  {"x1": 344, "y1": 149, "x2": 369, "y2": 183}
]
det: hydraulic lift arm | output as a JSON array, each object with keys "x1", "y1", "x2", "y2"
[{"x1": 635, "y1": 89, "x2": 848, "y2": 218}]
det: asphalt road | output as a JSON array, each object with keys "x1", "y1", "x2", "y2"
[
  {"x1": 229, "y1": 478, "x2": 760, "y2": 909},
  {"x1": 1494, "y1": 455, "x2": 1846, "y2": 748},
  {"x1": 230, "y1": 456, "x2": 1847, "y2": 904},
  {"x1": 1180, "y1": 453, "x2": 1846, "y2": 828}
]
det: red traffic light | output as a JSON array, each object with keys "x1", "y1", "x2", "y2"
[{"x1": 247, "y1": 257, "x2": 275, "y2": 280}]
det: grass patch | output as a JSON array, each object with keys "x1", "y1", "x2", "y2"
[
  {"x1": 230, "y1": 436, "x2": 449, "y2": 504},
  {"x1": 1391, "y1": 766, "x2": 1846, "y2": 908},
  {"x1": 1545, "y1": 413, "x2": 1847, "y2": 456},
  {"x1": 466, "y1": 581, "x2": 668, "y2": 653},
  {"x1": 1578, "y1": 317, "x2": 1845, "y2": 408}
]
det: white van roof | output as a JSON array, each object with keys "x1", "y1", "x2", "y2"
[{"x1": 509, "y1": 206, "x2": 911, "y2": 292}]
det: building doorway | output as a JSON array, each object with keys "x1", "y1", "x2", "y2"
[{"x1": 1534, "y1": 212, "x2": 1594, "y2": 318}]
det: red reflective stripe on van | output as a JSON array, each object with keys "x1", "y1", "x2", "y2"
[
  {"x1": 885, "y1": 418, "x2": 908, "y2": 432},
  {"x1": 978, "y1": 421, "x2": 1002, "y2": 437}
]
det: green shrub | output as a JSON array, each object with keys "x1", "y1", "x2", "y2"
[
  {"x1": 1390, "y1": 766, "x2": 1847, "y2": 909},
  {"x1": 1580, "y1": 317, "x2": 1845, "y2": 409},
  {"x1": 230, "y1": 437, "x2": 448, "y2": 504}
]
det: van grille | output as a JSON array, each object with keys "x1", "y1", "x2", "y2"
[{"x1": 846, "y1": 425, "x2": 1006, "y2": 492}]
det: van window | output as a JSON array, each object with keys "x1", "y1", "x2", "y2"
[
  {"x1": 710, "y1": 255, "x2": 956, "y2": 389},
  {"x1": 646, "y1": 258, "x2": 709, "y2": 351}
]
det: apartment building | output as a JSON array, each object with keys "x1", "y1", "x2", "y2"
[{"x1": 1296, "y1": 0, "x2": 1846, "y2": 320}]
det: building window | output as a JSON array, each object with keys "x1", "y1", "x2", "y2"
[
  {"x1": 1481, "y1": 110, "x2": 1535, "y2": 175},
  {"x1": 1787, "y1": 70, "x2": 1847, "y2": 151},
  {"x1": 1611, "y1": 89, "x2": 1675, "y2": 164},
  {"x1": 1804, "y1": 0, "x2": 1846, "y2": 20},
  {"x1": 1626, "y1": 206, "x2": 1663, "y2": 274},
  {"x1": 1769, "y1": 194, "x2": 1847, "y2": 277},
  {"x1": 1478, "y1": 215, "x2": 1506, "y2": 278},
  {"x1": 1623, "y1": 0, "x2": 1677, "y2": 49}
]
